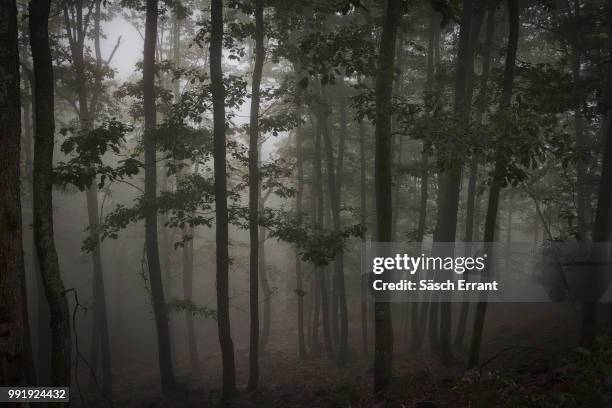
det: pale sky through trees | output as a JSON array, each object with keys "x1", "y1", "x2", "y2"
[{"x1": 100, "y1": 16, "x2": 279, "y2": 159}]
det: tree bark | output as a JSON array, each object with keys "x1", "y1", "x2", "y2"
[
  {"x1": 359, "y1": 119, "x2": 369, "y2": 356},
  {"x1": 309, "y1": 115, "x2": 321, "y2": 357},
  {"x1": 21, "y1": 76, "x2": 38, "y2": 386},
  {"x1": 319, "y1": 89, "x2": 349, "y2": 366},
  {"x1": 29, "y1": 0, "x2": 72, "y2": 388},
  {"x1": 258, "y1": 222, "x2": 271, "y2": 350},
  {"x1": 571, "y1": 1, "x2": 589, "y2": 240},
  {"x1": 582, "y1": 112, "x2": 612, "y2": 346},
  {"x1": 247, "y1": 0, "x2": 264, "y2": 390},
  {"x1": 210, "y1": 0, "x2": 236, "y2": 398},
  {"x1": 373, "y1": 0, "x2": 401, "y2": 396},
  {"x1": 295, "y1": 105, "x2": 307, "y2": 359},
  {"x1": 432, "y1": 0, "x2": 475, "y2": 366},
  {"x1": 182, "y1": 225, "x2": 200, "y2": 374},
  {"x1": 580, "y1": 11, "x2": 612, "y2": 346},
  {"x1": 455, "y1": 1, "x2": 497, "y2": 349},
  {"x1": 143, "y1": 0, "x2": 176, "y2": 394},
  {"x1": 0, "y1": 0, "x2": 28, "y2": 386},
  {"x1": 412, "y1": 9, "x2": 438, "y2": 353},
  {"x1": 61, "y1": 1, "x2": 113, "y2": 392},
  {"x1": 468, "y1": 0, "x2": 519, "y2": 369},
  {"x1": 313, "y1": 109, "x2": 335, "y2": 360}
]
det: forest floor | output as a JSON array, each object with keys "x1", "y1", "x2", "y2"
[{"x1": 78, "y1": 304, "x2": 612, "y2": 407}]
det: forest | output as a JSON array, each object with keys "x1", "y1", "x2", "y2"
[{"x1": 1, "y1": 0, "x2": 612, "y2": 406}]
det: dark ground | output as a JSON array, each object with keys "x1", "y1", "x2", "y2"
[{"x1": 75, "y1": 303, "x2": 612, "y2": 407}]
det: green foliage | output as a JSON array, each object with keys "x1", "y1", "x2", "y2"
[
  {"x1": 54, "y1": 118, "x2": 140, "y2": 191},
  {"x1": 485, "y1": 102, "x2": 552, "y2": 188},
  {"x1": 462, "y1": 337, "x2": 612, "y2": 407},
  {"x1": 114, "y1": 79, "x2": 175, "y2": 119},
  {"x1": 260, "y1": 209, "x2": 364, "y2": 267}
]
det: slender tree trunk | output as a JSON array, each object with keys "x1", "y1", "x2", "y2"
[
  {"x1": 86, "y1": 187, "x2": 111, "y2": 394},
  {"x1": 258, "y1": 223, "x2": 271, "y2": 350},
  {"x1": 61, "y1": 1, "x2": 113, "y2": 392},
  {"x1": 468, "y1": 0, "x2": 519, "y2": 369},
  {"x1": 582, "y1": 112, "x2": 612, "y2": 346},
  {"x1": 432, "y1": 0, "x2": 476, "y2": 366},
  {"x1": 455, "y1": 2, "x2": 497, "y2": 349},
  {"x1": 21, "y1": 77, "x2": 38, "y2": 386},
  {"x1": 319, "y1": 89, "x2": 349, "y2": 366},
  {"x1": 29, "y1": 0, "x2": 71, "y2": 388},
  {"x1": 295, "y1": 104, "x2": 307, "y2": 359},
  {"x1": 0, "y1": 0, "x2": 28, "y2": 386},
  {"x1": 359, "y1": 119, "x2": 369, "y2": 356},
  {"x1": 391, "y1": 29, "x2": 405, "y2": 241},
  {"x1": 210, "y1": 0, "x2": 236, "y2": 398},
  {"x1": 505, "y1": 208, "x2": 513, "y2": 271},
  {"x1": 159, "y1": 183, "x2": 175, "y2": 367},
  {"x1": 412, "y1": 9, "x2": 437, "y2": 353},
  {"x1": 313, "y1": 111, "x2": 335, "y2": 360},
  {"x1": 182, "y1": 226, "x2": 200, "y2": 374},
  {"x1": 572, "y1": 30, "x2": 588, "y2": 239},
  {"x1": 143, "y1": 0, "x2": 176, "y2": 394},
  {"x1": 373, "y1": 0, "x2": 401, "y2": 396},
  {"x1": 169, "y1": 7, "x2": 200, "y2": 375},
  {"x1": 580, "y1": 12, "x2": 612, "y2": 346},
  {"x1": 22, "y1": 77, "x2": 50, "y2": 386},
  {"x1": 248, "y1": 0, "x2": 264, "y2": 390},
  {"x1": 310, "y1": 269, "x2": 321, "y2": 356}
]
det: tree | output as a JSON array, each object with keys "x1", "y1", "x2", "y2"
[
  {"x1": 319, "y1": 85, "x2": 349, "y2": 366},
  {"x1": 455, "y1": 1, "x2": 498, "y2": 350},
  {"x1": 248, "y1": 0, "x2": 265, "y2": 391},
  {"x1": 211, "y1": 0, "x2": 236, "y2": 399},
  {"x1": 373, "y1": 0, "x2": 401, "y2": 396},
  {"x1": 59, "y1": 0, "x2": 112, "y2": 392},
  {"x1": 29, "y1": 0, "x2": 71, "y2": 388},
  {"x1": 580, "y1": 3, "x2": 612, "y2": 348},
  {"x1": 295, "y1": 105, "x2": 307, "y2": 359},
  {"x1": 0, "y1": 0, "x2": 28, "y2": 387},
  {"x1": 468, "y1": 0, "x2": 520, "y2": 369},
  {"x1": 431, "y1": 0, "x2": 474, "y2": 366},
  {"x1": 143, "y1": 0, "x2": 176, "y2": 394}
]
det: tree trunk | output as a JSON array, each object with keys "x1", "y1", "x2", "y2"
[
  {"x1": 258, "y1": 223, "x2": 271, "y2": 350},
  {"x1": 86, "y1": 186, "x2": 111, "y2": 395},
  {"x1": 310, "y1": 268, "x2": 321, "y2": 356},
  {"x1": 572, "y1": 2, "x2": 589, "y2": 241},
  {"x1": 210, "y1": 0, "x2": 236, "y2": 398},
  {"x1": 143, "y1": 0, "x2": 176, "y2": 394},
  {"x1": 582, "y1": 111, "x2": 612, "y2": 346},
  {"x1": 581, "y1": 13, "x2": 612, "y2": 345},
  {"x1": 432, "y1": 0, "x2": 476, "y2": 366},
  {"x1": 22, "y1": 76, "x2": 38, "y2": 386},
  {"x1": 468, "y1": 0, "x2": 519, "y2": 369},
  {"x1": 319, "y1": 89, "x2": 349, "y2": 366},
  {"x1": 182, "y1": 226, "x2": 201, "y2": 374},
  {"x1": 373, "y1": 0, "x2": 401, "y2": 396},
  {"x1": 159, "y1": 183, "x2": 176, "y2": 368},
  {"x1": 61, "y1": 1, "x2": 113, "y2": 392},
  {"x1": 391, "y1": 29, "x2": 405, "y2": 242},
  {"x1": 455, "y1": 2, "x2": 497, "y2": 349},
  {"x1": 359, "y1": 119, "x2": 369, "y2": 356},
  {"x1": 412, "y1": 9, "x2": 438, "y2": 353},
  {"x1": 0, "y1": 0, "x2": 28, "y2": 386},
  {"x1": 295, "y1": 104, "x2": 307, "y2": 359},
  {"x1": 29, "y1": 0, "x2": 71, "y2": 388},
  {"x1": 313, "y1": 110, "x2": 335, "y2": 360},
  {"x1": 248, "y1": 0, "x2": 264, "y2": 390}
]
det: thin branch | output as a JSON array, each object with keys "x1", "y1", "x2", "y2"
[{"x1": 106, "y1": 36, "x2": 122, "y2": 65}]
